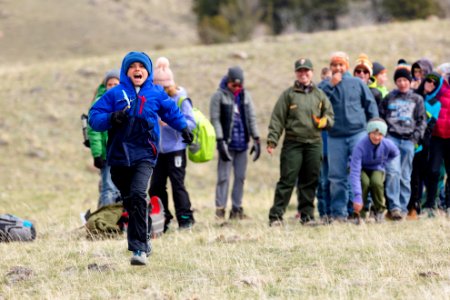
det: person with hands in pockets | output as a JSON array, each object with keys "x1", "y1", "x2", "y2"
[
  {"x1": 210, "y1": 66, "x2": 260, "y2": 221},
  {"x1": 267, "y1": 58, "x2": 334, "y2": 226},
  {"x1": 88, "y1": 51, "x2": 193, "y2": 266}
]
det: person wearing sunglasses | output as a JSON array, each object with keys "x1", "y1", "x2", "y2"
[
  {"x1": 353, "y1": 53, "x2": 382, "y2": 106},
  {"x1": 210, "y1": 66, "x2": 260, "y2": 221}
]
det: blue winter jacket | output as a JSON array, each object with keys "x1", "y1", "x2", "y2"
[
  {"x1": 318, "y1": 72, "x2": 379, "y2": 137},
  {"x1": 350, "y1": 135, "x2": 400, "y2": 203},
  {"x1": 88, "y1": 51, "x2": 187, "y2": 167}
]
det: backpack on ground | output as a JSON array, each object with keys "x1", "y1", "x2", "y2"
[
  {"x1": 84, "y1": 197, "x2": 165, "y2": 239},
  {"x1": 0, "y1": 214, "x2": 36, "y2": 242},
  {"x1": 85, "y1": 203, "x2": 123, "y2": 239},
  {"x1": 178, "y1": 97, "x2": 216, "y2": 163}
]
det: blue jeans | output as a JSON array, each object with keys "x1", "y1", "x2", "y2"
[
  {"x1": 317, "y1": 156, "x2": 330, "y2": 217},
  {"x1": 328, "y1": 131, "x2": 366, "y2": 218},
  {"x1": 385, "y1": 136, "x2": 414, "y2": 213},
  {"x1": 98, "y1": 165, "x2": 121, "y2": 208}
]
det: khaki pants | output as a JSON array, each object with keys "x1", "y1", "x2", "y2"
[{"x1": 361, "y1": 170, "x2": 386, "y2": 213}]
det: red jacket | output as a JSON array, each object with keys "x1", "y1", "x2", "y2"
[{"x1": 433, "y1": 80, "x2": 450, "y2": 139}]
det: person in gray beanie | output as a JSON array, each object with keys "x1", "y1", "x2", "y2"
[
  {"x1": 210, "y1": 66, "x2": 260, "y2": 221},
  {"x1": 87, "y1": 69, "x2": 121, "y2": 208},
  {"x1": 349, "y1": 118, "x2": 399, "y2": 223}
]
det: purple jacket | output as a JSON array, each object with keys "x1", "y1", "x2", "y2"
[{"x1": 350, "y1": 135, "x2": 400, "y2": 203}]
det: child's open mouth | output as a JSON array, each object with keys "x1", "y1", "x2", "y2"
[{"x1": 133, "y1": 74, "x2": 143, "y2": 79}]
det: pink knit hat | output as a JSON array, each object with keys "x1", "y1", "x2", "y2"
[{"x1": 153, "y1": 57, "x2": 175, "y2": 87}]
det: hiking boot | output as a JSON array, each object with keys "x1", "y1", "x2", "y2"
[
  {"x1": 215, "y1": 207, "x2": 225, "y2": 220},
  {"x1": 269, "y1": 219, "x2": 284, "y2": 227},
  {"x1": 390, "y1": 209, "x2": 403, "y2": 221},
  {"x1": 422, "y1": 208, "x2": 436, "y2": 218},
  {"x1": 374, "y1": 212, "x2": 385, "y2": 223},
  {"x1": 299, "y1": 214, "x2": 317, "y2": 226},
  {"x1": 406, "y1": 208, "x2": 418, "y2": 221},
  {"x1": 130, "y1": 250, "x2": 147, "y2": 266},
  {"x1": 328, "y1": 217, "x2": 347, "y2": 224},
  {"x1": 179, "y1": 215, "x2": 195, "y2": 230},
  {"x1": 229, "y1": 207, "x2": 249, "y2": 220},
  {"x1": 146, "y1": 241, "x2": 153, "y2": 257},
  {"x1": 385, "y1": 211, "x2": 393, "y2": 221},
  {"x1": 179, "y1": 220, "x2": 194, "y2": 230},
  {"x1": 319, "y1": 215, "x2": 331, "y2": 225}
]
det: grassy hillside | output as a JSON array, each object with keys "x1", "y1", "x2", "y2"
[
  {"x1": 0, "y1": 0, "x2": 197, "y2": 65},
  {"x1": 1, "y1": 19, "x2": 450, "y2": 298}
]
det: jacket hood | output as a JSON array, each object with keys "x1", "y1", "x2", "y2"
[
  {"x1": 219, "y1": 76, "x2": 229, "y2": 90},
  {"x1": 411, "y1": 58, "x2": 433, "y2": 80},
  {"x1": 120, "y1": 51, "x2": 154, "y2": 87}
]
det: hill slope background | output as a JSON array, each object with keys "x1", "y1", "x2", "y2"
[
  {"x1": 0, "y1": 0, "x2": 197, "y2": 65},
  {"x1": 0, "y1": 19, "x2": 450, "y2": 298}
]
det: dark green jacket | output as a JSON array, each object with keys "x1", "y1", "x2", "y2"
[
  {"x1": 87, "y1": 83, "x2": 107, "y2": 159},
  {"x1": 267, "y1": 83, "x2": 334, "y2": 147}
]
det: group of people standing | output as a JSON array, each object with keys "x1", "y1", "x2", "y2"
[
  {"x1": 267, "y1": 52, "x2": 450, "y2": 226},
  {"x1": 85, "y1": 50, "x2": 450, "y2": 265}
]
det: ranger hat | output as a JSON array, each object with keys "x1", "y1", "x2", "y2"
[{"x1": 295, "y1": 58, "x2": 313, "y2": 71}]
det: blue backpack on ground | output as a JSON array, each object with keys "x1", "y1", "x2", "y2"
[{"x1": 0, "y1": 214, "x2": 36, "y2": 242}]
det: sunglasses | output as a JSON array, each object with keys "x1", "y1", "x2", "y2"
[
  {"x1": 355, "y1": 69, "x2": 369, "y2": 75},
  {"x1": 231, "y1": 83, "x2": 242, "y2": 88},
  {"x1": 425, "y1": 78, "x2": 437, "y2": 84}
]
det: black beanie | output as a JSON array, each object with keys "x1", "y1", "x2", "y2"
[{"x1": 394, "y1": 68, "x2": 412, "y2": 82}]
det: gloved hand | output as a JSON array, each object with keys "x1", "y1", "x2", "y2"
[
  {"x1": 93, "y1": 156, "x2": 105, "y2": 169},
  {"x1": 250, "y1": 137, "x2": 261, "y2": 161},
  {"x1": 217, "y1": 139, "x2": 232, "y2": 161},
  {"x1": 83, "y1": 140, "x2": 90, "y2": 148},
  {"x1": 111, "y1": 110, "x2": 128, "y2": 127},
  {"x1": 353, "y1": 196, "x2": 363, "y2": 214},
  {"x1": 181, "y1": 127, "x2": 194, "y2": 145},
  {"x1": 312, "y1": 114, "x2": 327, "y2": 129}
]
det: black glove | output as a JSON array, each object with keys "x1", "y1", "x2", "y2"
[
  {"x1": 93, "y1": 156, "x2": 105, "y2": 169},
  {"x1": 111, "y1": 110, "x2": 128, "y2": 127},
  {"x1": 250, "y1": 137, "x2": 261, "y2": 162},
  {"x1": 83, "y1": 140, "x2": 90, "y2": 148},
  {"x1": 181, "y1": 127, "x2": 194, "y2": 145},
  {"x1": 217, "y1": 139, "x2": 232, "y2": 161}
]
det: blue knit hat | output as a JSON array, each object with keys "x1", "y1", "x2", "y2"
[
  {"x1": 367, "y1": 118, "x2": 387, "y2": 136},
  {"x1": 121, "y1": 51, "x2": 153, "y2": 75}
]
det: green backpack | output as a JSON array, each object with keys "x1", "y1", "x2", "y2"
[{"x1": 178, "y1": 97, "x2": 216, "y2": 163}]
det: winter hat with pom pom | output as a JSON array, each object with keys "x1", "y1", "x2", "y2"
[
  {"x1": 354, "y1": 53, "x2": 373, "y2": 76},
  {"x1": 330, "y1": 51, "x2": 349, "y2": 70},
  {"x1": 153, "y1": 57, "x2": 175, "y2": 87}
]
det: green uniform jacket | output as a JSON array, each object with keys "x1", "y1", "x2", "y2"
[
  {"x1": 87, "y1": 83, "x2": 108, "y2": 160},
  {"x1": 267, "y1": 83, "x2": 334, "y2": 147}
]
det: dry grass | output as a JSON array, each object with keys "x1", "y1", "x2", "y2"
[{"x1": 1, "y1": 19, "x2": 450, "y2": 299}]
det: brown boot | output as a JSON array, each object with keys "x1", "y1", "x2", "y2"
[
  {"x1": 406, "y1": 208, "x2": 418, "y2": 220},
  {"x1": 229, "y1": 207, "x2": 249, "y2": 220},
  {"x1": 215, "y1": 207, "x2": 225, "y2": 220}
]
